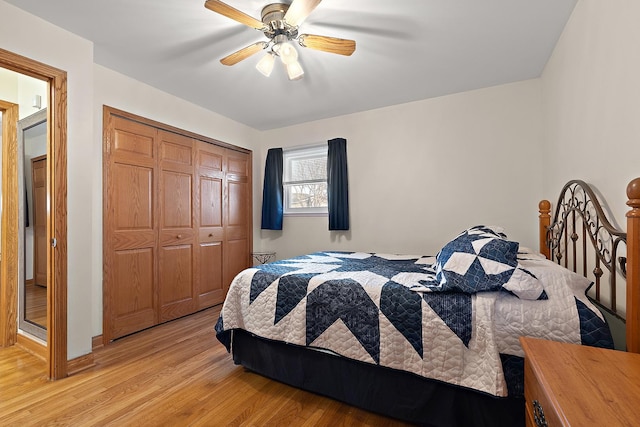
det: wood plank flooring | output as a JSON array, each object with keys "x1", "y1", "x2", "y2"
[
  {"x1": 0, "y1": 306, "x2": 412, "y2": 426},
  {"x1": 25, "y1": 283, "x2": 47, "y2": 327}
]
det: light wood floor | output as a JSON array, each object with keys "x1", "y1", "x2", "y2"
[{"x1": 0, "y1": 306, "x2": 412, "y2": 426}]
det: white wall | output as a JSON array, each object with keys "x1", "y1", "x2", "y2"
[
  {"x1": 0, "y1": 68, "x2": 47, "y2": 119},
  {"x1": 541, "y1": 0, "x2": 640, "y2": 225},
  {"x1": 1, "y1": 0, "x2": 95, "y2": 359},
  {"x1": 540, "y1": 0, "x2": 640, "y2": 348},
  {"x1": 258, "y1": 80, "x2": 544, "y2": 259}
]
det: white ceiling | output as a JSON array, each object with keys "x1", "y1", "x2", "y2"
[{"x1": 6, "y1": 0, "x2": 577, "y2": 130}]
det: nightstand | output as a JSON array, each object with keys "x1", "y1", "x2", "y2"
[
  {"x1": 251, "y1": 251, "x2": 276, "y2": 266},
  {"x1": 520, "y1": 337, "x2": 640, "y2": 426}
]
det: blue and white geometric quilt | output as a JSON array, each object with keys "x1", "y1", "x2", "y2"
[{"x1": 215, "y1": 251, "x2": 612, "y2": 397}]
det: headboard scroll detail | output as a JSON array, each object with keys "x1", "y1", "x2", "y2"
[{"x1": 539, "y1": 178, "x2": 640, "y2": 353}]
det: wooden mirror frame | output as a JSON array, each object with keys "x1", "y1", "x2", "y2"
[{"x1": 0, "y1": 48, "x2": 68, "y2": 380}]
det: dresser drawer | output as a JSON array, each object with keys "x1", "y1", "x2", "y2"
[
  {"x1": 521, "y1": 337, "x2": 640, "y2": 426},
  {"x1": 523, "y1": 355, "x2": 563, "y2": 427}
]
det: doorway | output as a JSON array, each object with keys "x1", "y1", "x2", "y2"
[
  {"x1": 18, "y1": 108, "x2": 48, "y2": 341},
  {"x1": 0, "y1": 48, "x2": 68, "y2": 380}
]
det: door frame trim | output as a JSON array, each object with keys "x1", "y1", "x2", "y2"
[
  {"x1": 0, "y1": 48, "x2": 68, "y2": 380},
  {"x1": 0, "y1": 100, "x2": 20, "y2": 348}
]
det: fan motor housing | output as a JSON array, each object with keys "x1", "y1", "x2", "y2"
[
  {"x1": 261, "y1": 3, "x2": 298, "y2": 40},
  {"x1": 261, "y1": 3, "x2": 289, "y2": 22}
]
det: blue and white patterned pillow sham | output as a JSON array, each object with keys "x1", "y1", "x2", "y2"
[{"x1": 434, "y1": 226, "x2": 545, "y2": 300}]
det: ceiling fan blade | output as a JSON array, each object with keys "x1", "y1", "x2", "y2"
[
  {"x1": 284, "y1": 0, "x2": 323, "y2": 27},
  {"x1": 204, "y1": 0, "x2": 265, "y2": 30},
  {"x1": 220, "y1": 42, "x2": 267, "y2": 66},
  {"x1": 299, "y1": 34, "x2": 356, "y2": 56}
]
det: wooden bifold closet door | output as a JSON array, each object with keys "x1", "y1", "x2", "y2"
[
  {"x1": 158, "y1": 130, "x2": 197, "y2": 322},
  {"x1": 196, "y1": 141, "x2": 225, "y2": 309},
  {"x1": 103, "y1": 109, "x2": 251, "y2": 342}
]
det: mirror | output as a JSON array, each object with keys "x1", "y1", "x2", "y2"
[{"x1": 18, "y1": 108, "x2": 47, "y2": 341}]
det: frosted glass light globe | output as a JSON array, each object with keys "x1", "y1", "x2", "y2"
[{"x1": 278, "y1": 42, "x2": 298, "y2": 65}]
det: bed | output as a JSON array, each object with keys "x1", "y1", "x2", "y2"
[{"x1": 215, "y1": 178, "x2": 640, "y2": 427}]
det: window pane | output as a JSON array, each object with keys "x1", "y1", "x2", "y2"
[
  {"x1": 286, "y1": 183, "x2": 328, "y2": 208},
  {"x1": 289, "y1": 156, "x2": 326, "y2": 182},
  {"x1": 283, "y1": 145, "x2": 328, "y2": 214}
]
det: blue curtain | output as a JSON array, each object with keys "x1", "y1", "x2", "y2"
[
  {"x1": 327, "y1": 138, "x2": 349, "y2": 230},
  {"x1": 261, "y1": 148, "x2": 283, "y2": 230}
]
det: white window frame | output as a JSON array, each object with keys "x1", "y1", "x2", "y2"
[{"x1": 283, "y1": 144, "x2": 328, "y2": 216}]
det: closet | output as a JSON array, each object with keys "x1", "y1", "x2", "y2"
[{"x1": 103, "y1": 108, "x2": 251, "y2": 342}]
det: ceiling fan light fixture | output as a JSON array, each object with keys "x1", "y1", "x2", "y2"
[
  {"x1": 276, "y1": 41, "x2": 299, "y2": 65},
  {"x1": 206, "y1": 0, "x2": 356, "y2": 81},
  {"x1": 256, "y1": 51, "x2": 276, "y2": 77},
  {"x1": 286, "y1": 61, "x2": 304, "y2": 81}
]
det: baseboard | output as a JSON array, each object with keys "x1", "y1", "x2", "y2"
[
  {"x1": 66, "y1": 335, "x2": 104, "y2": 376},
  {"x1": 92, "y1": 335, "x2": 104, "y2": 350},
  {"x1": 16, "y1": 333, "x2": 46, "y2": 362},
  {"x1": 67, "y1": 352, "x2": 95, "y2": 376}
]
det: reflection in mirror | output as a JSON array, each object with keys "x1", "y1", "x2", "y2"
[
  {"x1": 18, "y1": 108, "x2": 47, "y2": 341},
  {"x1": 0, "y1": 111, "x2": 2, "y2": 245},
  {"x1": 0, "y1": 111, "x2": 2, "y2": 243}
]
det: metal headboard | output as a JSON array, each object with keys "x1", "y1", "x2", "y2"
[{"x1": 541, "y1": 180, "x2": 627, "y2": 321}]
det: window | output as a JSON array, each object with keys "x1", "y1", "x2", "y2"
[{"x1": 283, "y1": 145, "x2": 328, "y2": 215}]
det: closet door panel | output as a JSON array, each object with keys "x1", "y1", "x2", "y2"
[
  {"x1": 158, "y1": 131, "x2": 196, "y2": 322},
  {"x1": 110, "y1": 164, "x2": 155, "y2": 250},
  {"x1": 196, "y1": 142, "x2": 226, "y2": 308},
  {"x1": 226, "y1": 180, "x2": 249, "y2": 241},
  {"x1": 226, "y1": 150, "x2": 250, "y2": 237},
  {"x1": 105, "y1": 116, "x2": 158, "y2": 341},
  {"x1": 112, "y1": 248, "x2": 156, "y2": 337},
  {"x1": 200, "y1": 177, "x2": 222, "y2": 230},
  {"x1": 224, "y1": 150, "x2": 251, "y2": 291},
  {"x1": 198, "y1": 242, "x2": 224, "y2": 308},
  {"x1": 224, "y1": 238, "x2": 250, "y2": 291},
  {"x1": 113, "y1": 164, "x2": 154, "y2": 233},
  {"x1": 160, "y1": 171, "x2": 192, "y2": 227},
  {"x1": 158, "y1": 244, "x2": 194, "y2": 321}
]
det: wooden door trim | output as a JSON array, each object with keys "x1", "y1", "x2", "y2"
[
  {"x1": 0, "y1": 100, "x2": 19, "y2": 348},
  {"x1": 32, "y1": 155, "x2": 47, "y2": 287},
  {"x1": 0, "y1": 48, "x2": 68, "y2": 380}
]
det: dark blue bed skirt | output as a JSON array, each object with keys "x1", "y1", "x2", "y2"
[{"x1": 229, "y1": 329, "x2": 524, "y2": 427}]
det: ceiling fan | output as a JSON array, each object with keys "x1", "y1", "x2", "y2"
[{"x1": 204, "y1": 0, "x2": 356, "y2": 80}]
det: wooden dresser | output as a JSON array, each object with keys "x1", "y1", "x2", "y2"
[{"x1": 520, "y1": 337, "x2": 640, "y2": 426}]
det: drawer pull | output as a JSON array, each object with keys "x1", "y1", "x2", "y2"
[
  {"x1": 533, "y1": 400, "x2": 548, "y2": 427},
  {"x1": 176, "y1": 234, "x2": 183, "y2": 239}
]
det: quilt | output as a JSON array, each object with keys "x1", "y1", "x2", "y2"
[{"x1": 215, "y1": 251, "x2": 612, "y2": 397}]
